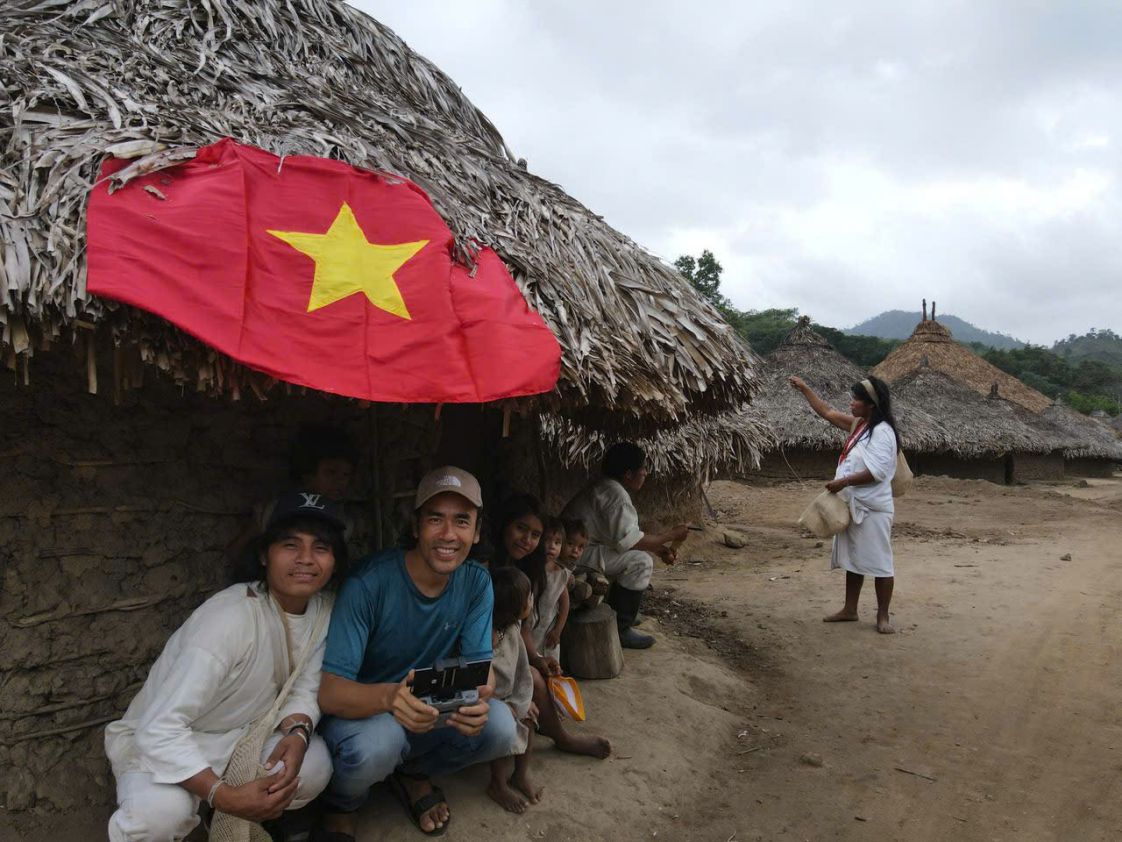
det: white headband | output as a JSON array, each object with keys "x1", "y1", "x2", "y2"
[{"x1": 859, "y1": 378, "x2": 880, "y2": 408}]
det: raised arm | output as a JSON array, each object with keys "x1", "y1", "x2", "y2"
[{"x1": 788, "y1": 376, "x2": 856, "y2": 431}]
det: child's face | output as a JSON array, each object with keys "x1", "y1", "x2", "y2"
[
  {"x1": 520, "y1": 590, "x2": 534, "y2": 621},
  {"x1": 305, "y1": 458, "x2": 354, "y2": 500},
  {"x1": 503, "y1": 515, "x2": 543, "y2": 561},
  {"x1": 543, "y1": 531, "x2": 563, "y2": 564},
  {"x1": 562, "y1": 533, "x2": 587, "y2": 566}
]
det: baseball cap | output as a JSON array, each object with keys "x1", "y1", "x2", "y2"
[
  {"x1": 266, "y1": 491, "x2": 346, "y2": 532},
  {"x1": 415, "y1": 466, "x2": 483, "y2": 510}
]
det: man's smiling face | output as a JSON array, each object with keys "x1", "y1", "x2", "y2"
[{"x1": 413, "y1": 491, "x2": 481, "y2": 577}]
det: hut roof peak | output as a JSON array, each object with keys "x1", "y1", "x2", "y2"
[{"x1": 780, "y1": 316, "x2": 832, "y2": 349}]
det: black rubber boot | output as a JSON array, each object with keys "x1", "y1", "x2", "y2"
[{"x1": 612, "y1": 586, "x2": 655, "y2": 649}]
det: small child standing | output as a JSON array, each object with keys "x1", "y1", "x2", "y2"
[
  {"x1": 532, "y1": 517, "x2": 572, "y2": 662},
  {"x1": 488, "y1": 567, "x2": 542, "y2": 814},
  {"x1": 561, "y1": 518, "x2": 609, "y2": 609}
]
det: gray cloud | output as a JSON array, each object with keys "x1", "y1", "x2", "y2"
[{"x1": 354, "y1": 0, "x2": 1122, "y2": 344}]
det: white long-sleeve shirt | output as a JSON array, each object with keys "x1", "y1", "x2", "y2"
[
  {"x1": 563, "y1": 478, "x2": 643, "y2": 555},
  {"x1": 104, "y1": 583, "x2": 331, "y2": 784},
  {"x1": 836, "y1": 422, "x2": 897, "y2": 517}
]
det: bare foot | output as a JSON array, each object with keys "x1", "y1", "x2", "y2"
[
  {"x1": 556, "y1": 732, "x2": 612, "y2": 759},
  {"x1": 510, "y1": 771, "x2": 543, "y2": 805},
  {"x1": 487, "y1": 778, "x2": 528, "y2": 814},
  {"x1": 399, "y1": 776, "x2": 450, "y2": 832},
  {"x1": 876, "y1": 616, "x2": 896, "y2": 634},
  {"x1": 823, "y1": 610, "x2": 858, "y2": 622}
]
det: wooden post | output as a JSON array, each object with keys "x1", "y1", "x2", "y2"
[{"x1": 560, "y1": 604, "x2": 624, "y2": 679}]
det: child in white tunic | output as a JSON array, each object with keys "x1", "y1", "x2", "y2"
[
  {"x1": 487, "y1": 567, "x2": 541, "y2": 814},
  {"x1": 531, "y1": 518, "x2": 572, "y2": 662},
  {"x1": 105, "y1": 493, "x2": 346, "y2": 841}
]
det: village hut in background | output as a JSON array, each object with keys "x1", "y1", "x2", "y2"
[
  {"x1": 1042, "y1": 402, "x2": 1122, "y2": 477},
  {"x1": 872, "y1": 306, "x2": 1053, "y2": 413},
  {"x1": 891, "y1": 368, "x2": 1063, "y2": 483},
  {"x1": 0, "y1": 0, "x2": 765, "y2": 814},
  {"x1": 746, "y1": 317, "x2": 944, "y2": 479}
]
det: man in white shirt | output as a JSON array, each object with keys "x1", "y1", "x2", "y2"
[{"x1": 563, "y1": 443, "x2": 689, "y2": 649}]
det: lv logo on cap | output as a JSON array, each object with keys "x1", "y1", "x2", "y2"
[{"x1": 299, "y1": 493, "x2": 326, "y2": 509}]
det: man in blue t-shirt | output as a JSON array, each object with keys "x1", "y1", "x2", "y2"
[{"x1": 317, "y1": 467, "x2": 516, "y2": 838}]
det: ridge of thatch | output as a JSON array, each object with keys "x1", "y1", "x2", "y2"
[
  {"x1": 891, "y1": 368, "x2": 1054, "y2": 457},
  {"x1": 1042, "y1": 403, "x2": 1122, "y2": 460},
  {"x1": 0, "y1": 0, "x2": 759, "y2": 430},
  {"x1": 748, "y1": 317, "x2": 946, "y2": 453},
  {"x1": 540, "y1": 409, "x2": 773, "y2": 481},
  {"x1": 872, "y1": 318, "x2": 1052, "y2": 413}
]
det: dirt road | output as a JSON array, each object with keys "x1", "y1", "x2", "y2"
[{"x1": 8, "y1": 476, "x2": 1120, "y2": 842}]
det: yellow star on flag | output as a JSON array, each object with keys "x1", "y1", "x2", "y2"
[{"x1": 268, "y1": 202, "x2": 428, "y2": 319}]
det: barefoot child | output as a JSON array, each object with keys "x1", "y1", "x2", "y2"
[
  {"x1": 532, "y1": 517, "x2": 572, "y2": 661},
  {"x1": 488, "y1": 567, "x2": 542, "y2": 814}
]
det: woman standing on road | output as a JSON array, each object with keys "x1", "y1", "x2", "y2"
[{"x1": 789, "y1": 375, "x2": 900, "y2": 634}]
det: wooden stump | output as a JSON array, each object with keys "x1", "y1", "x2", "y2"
[{"x1": 561, "y1": 603, "x2": 624, "y2": 679}]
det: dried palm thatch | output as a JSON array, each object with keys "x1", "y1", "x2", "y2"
[
  {"x1": 891, "y1": 368, "x2": 1054, "y2": 457},
  {"x1": 1042, "y1": 403, "x2": 1122, "y2": 460},
  {"x1": 540, "y1": 409, "x2": 773, "y2": 482},
  {"x1": 0, "y1": 0, "x2": 759, "y2": 432},
  {"x1": 872, "y1": 318, "x2": 1051, "y2": 413},
  {"x1": 747, "y1": 317, "x2": 946, "y2": 453}
]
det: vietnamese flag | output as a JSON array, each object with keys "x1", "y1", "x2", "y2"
[{"x1": 86, "y1": 138, "x2": 561, "y2": 403}]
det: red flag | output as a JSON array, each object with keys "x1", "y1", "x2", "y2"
[{"x1": 86, "y1": 138, "x2": 561, "y2": 403}]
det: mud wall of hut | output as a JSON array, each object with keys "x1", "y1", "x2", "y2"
[
  {"x1": 0, "y1": 351, "x2": 441, "y2": 813},
  {"x1": 1012, "y1": 453, "x2": 1065, "y2": 482},
  {"x1": 754, "y1": 448, "x2": 839, "y2": 481},
  {"x1": 1064, "y1": 457, "x2": 1117, "y2": 478},
  {"x1": 912, "y1": 453, "x2": 1008, "y2": 484}
]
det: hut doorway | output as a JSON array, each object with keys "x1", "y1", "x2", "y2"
[{"x1": 1003, "y1": 453, "x2": 1015, "y2": 484}]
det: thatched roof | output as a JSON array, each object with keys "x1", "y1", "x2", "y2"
[
  {"x1": 748, "y1": 317, "x2": 946, "y2": 453},
  {"x1": 1042, "y1": 403, "x2": 1122, "y2": 461},
  {"x1": 540, "y1": 409, "x2": 773, "y2": 481},
  {"x1": 891, "y1": 368, "x2": 1054, "y2": 457},
  {"x1": 0, "y1": 0, "x2": 759, "y2": 430},
  {"x1": 873, "y1": 318, "x2": 1052, "y2": 413}
]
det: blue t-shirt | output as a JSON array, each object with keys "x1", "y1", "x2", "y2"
[{"x1": 322, "y1": 548, "x2": 493, "y2": 684}]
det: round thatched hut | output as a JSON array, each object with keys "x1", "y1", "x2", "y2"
[
  {"x1": 873, "y1": 315, "x2": 1052, "y2": 413},
  {"x1": 1042, "y1": 403, "x2": 1122, "y2": 477},
  {"x1": 747, "y1": 318, "x2": 943, "y2": 479},
  {"x1": 891, "y1": 368, "x2": 1060, "y2": 483},
  {"x1": 0, "y1": 0, "x2": 765, "y2": 814}
]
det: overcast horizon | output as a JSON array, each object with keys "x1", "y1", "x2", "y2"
[{"x1": 353, "y1": 1, "x2": 1122, "y2": 346}]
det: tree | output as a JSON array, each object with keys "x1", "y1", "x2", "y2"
[{"x1": 674, "y1": 250, "x2": 727, "y2": 309}]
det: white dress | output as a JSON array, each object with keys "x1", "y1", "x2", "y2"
[
  {"x1": 531, "y1": 566, "x2": 572, "y2": 661},
  {"x1": 831, "y1": 423, "x2": 897, "y2": 578},
  {"x1": 492, "y1": 623, "x2": 534, "y2": 755}
]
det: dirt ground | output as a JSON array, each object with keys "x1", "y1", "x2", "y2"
[{"x1": 7, "y1": 474, "x2": 1122, "y2": 841}]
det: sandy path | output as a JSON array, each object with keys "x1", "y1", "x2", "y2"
[{"x1": 9, "y1": 476, "x2": 1122, "y2": 841}]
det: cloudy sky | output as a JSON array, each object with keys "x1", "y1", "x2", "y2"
[{"x1": 353, "y1": 1, "x2": 1122, "y2": 345}]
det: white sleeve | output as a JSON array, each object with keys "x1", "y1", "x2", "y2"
[
  {"x1": 603, "y1": 484, "x2": 643, "y2": 552},
  {"x1": 864, "y1": 425, "x2": 898, "y2": 483},
  {"x1": 133, "y1": 646, "x2": 232, "y2": 784},
  {"x1": 276, "y1": 633, "x2": 326, "y2": 727}
]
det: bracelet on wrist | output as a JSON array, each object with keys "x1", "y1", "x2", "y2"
[
  {"x1": 206, "y1": 778, "x2": 225, "y2": 808},
  {"x1": 285, "y1": 721, "x2": 312, "y2": 745}
]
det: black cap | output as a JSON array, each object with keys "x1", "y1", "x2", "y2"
[{"x1": 266, "y1": 491, "x2": 346, "y2": 532}]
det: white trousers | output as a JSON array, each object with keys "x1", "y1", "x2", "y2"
[
  {"x1": 107, "y1": 733, "x2": 332, "y2": 841},
  {"x1": 586, "y1": 546, "x2": 654, "y2": 590}
]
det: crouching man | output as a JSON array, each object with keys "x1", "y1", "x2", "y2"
[
  {"x1": 317, "y1": 467, "x2": 519, "y2": 839},
  {"x1": 105, "y1": 492, "x2": 347, "y2": 841}
]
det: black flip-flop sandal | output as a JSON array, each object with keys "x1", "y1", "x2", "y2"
[{"x1": 389, "y1": 773, "x2": 450, "y2": 837}]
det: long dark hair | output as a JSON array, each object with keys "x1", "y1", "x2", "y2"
[
  {"x1": 231, "y1": 515, "x2": 350, "y2": 591},
  {"x1": 851, "y1": 376, "x2": 901, "y2": 451},
  {"x1": 491, "y1": 566, "x2": 532, "y2": 631},
  {"x1": 491, "y1": 493, "x2": 548, "y2": 614}
]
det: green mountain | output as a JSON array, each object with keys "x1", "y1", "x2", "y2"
[
  {"x1": 846, "y1": 310, "x2": 1025, "y2": 350},
  {"x1": 1053, "y1": 329, "x2": 1122, "y2": 366}
]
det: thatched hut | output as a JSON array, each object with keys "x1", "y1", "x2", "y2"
[
  {"x1": 747, "y1": 318, "x2": 943, "y2": 479},
  {"x1": 873, "y1": 315, "x2": 1052, "y2": 413},
  {"x1": 0, "y1": 0, "x2": 764, "y2": 814},
  {"x1": 890, "y1": 368, "x2": 1061, "y2": 483},
  {"x1": 1042, "y1": 403, "x2": 1122, "y2": 477}
]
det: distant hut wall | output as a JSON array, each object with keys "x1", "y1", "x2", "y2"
[
  {"x1": 911, "y1": 452, "x2": 1009, "y2": 484},
  {"x1": 1012, "y1": 452, "x2": 1065, "y2": 482},
  {"x1": 754, "y1": 448, "x2": 839, "y2": 481},
  {"x1": 1064, "y1": 457, "x2": 1117, "y2": 478}
]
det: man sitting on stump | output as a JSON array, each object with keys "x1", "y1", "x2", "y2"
[
  {"x1": 316, "y1": 467, "x2": 519, "y2": 838},
  {"x1": 563, "y1": 442, "x2": 689, "y2": 649}
]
